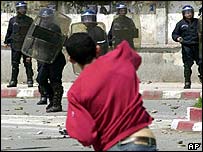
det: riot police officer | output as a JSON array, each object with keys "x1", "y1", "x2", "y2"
[
  {"x1": 81, "y1": 9, "x2": 109, "y2": 55},
  {"x1": 172, "y1": 5, "x2": 202, "y2": 89},
  {"x1": 108, "y1": 3, "x2": 138, "y2": 49},
  {"x1": 198, "y1": 7, "x2": 202, "y2": 83},
  {"x1": 4, "y1": 1, "x2": 34, "y2": 87},
  {"x1": 35, "y1": 8, "x2": 66, "y2": 112}
]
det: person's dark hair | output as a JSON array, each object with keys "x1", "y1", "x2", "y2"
[{"x1": 65, "y1": 33, "x2": 96, "y2": 65}]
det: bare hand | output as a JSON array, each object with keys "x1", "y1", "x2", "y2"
[
  {"x1": 26, "y1": 57, "x2": 32, "y2": 62},
  {"x1": 177, "y1": 37, "x2": 183, "y2": 42}
]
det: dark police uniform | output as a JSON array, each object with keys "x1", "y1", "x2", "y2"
[
  {"x1": 4, "y1": 14, "x2": 34, "y2": 87},
  {"x1": 108, "y1": 15, "x2": 137, "y2": 49},
  {"x1": 36, "y1": 23, "x2": 66, "y2": 112},
  {"x1": 81, "y1": 10, "x2": 109, "y2": 56},
  {"x1": 172, "y1": 18, "x2": 201, "y2": 83},
  {"x1": 86, "y1": 24, "x2": 109, "y2": 55}
]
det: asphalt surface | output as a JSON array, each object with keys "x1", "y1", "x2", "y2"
[{"x1": 1, "y1": 98, "x2": 202, "y2": 151}]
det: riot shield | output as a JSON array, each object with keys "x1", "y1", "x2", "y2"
[
  {"x1": 22, "y1": 11, "x2": 71, "y2": 64},
  {"x1": 70, "y1": 21, "x2": 108, "y2": 75},
  {"x1": 110, "y1": 15, "x2": 138, "y2": 49}
]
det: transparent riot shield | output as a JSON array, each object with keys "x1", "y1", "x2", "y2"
[
  {"x1": 22, "y1": 11, "x2": 71, "y2": 64},
  {"x1": 70, "y1": 21, "x2": 108, "y2": 75}
]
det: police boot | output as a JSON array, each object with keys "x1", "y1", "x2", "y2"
[
  {"x1": 184, "y1": 65, "x2": 192, "y2": 89},
  {"x1": 46, "y1": 94, "x2": 53, "y2": 110},
  {"x1": 46, "y1": 83, "x2": 63, "y2": 113},
  {"x1": 46, "y1": 84, "x2": 54, "y2": 110},
  {"x1": 37, "y1": 86, "x2": 47, "y2": 105},
  {"x1": 184, "y1": 81, "x2": 191, "y2": 89},
  {"x1": 7, "y1": 67, "x2": 19, "y2": 87},
  {"x1": 25, "y1": 63, "x2": 34, "y2": 87},
  {"x1": 198, "y1": 75, "x2": 202, "y2": 83}
]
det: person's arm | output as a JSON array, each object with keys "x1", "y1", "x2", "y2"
[
  {"x1": 172, "y1": 22, "x2": 182, "y2": 42},
  {"x1": 66, "y1": 90, "x2": 98, "y2": 146},
  {"x1": 4, "y1": 18, "x2": 13, "y2": 45},
  {"x1": 108, "y1": 21, "x2": 114, "y2": 47},
  {"x1": 130, "y1": 19, "x2": 138, "y2": 38}
]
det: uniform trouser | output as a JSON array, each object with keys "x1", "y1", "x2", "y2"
[
  {"x1": 36, "y1": 54, "x2": 66, "y2": 101},
  {"x1": 182, "y1": 45, "x2": 202, "y2": 82},
  {"x1": 11, "y1": 49, "x2": 33, "y2": 82}
]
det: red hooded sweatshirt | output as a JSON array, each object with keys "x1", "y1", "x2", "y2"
[{"x1": 66, "y1": 40, "x2": 153, "y2": 151}]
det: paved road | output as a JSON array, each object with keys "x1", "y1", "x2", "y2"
[{"x1": 1, "y1": 98, "x2": 202, "y2": 151}]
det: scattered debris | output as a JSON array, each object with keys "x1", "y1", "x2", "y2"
[
  {"x1": 170, "y1": 106, "x2": 180, "y2": 110},
  {"x1": 71, "y1": 143, "x2": 80, "y2": 146},
  {"x1": 156, "y1": 119, "x2": 162, "y2": 122},
  {"x1": 179, "y1": 144, "x2": 186, "y2": 147},
  {"x1": 20, "y1": 98, "x2": 25, "y2": 101},
  {"x1": 151, "y1": 110, "x2": 158, "y2": 113},
  {"x1": 147, "y1": 81, "x2": 152, "y2": 84},
  {"x1": 23, "y1": 112, "x2": 29, "y2": 115},
  {"x1": 161, "y1": 130, "x2": 168, "y2": 134},
  {"x1": 59, "y1": 128, "x2": 68, "y2": 135},
  {"x1": 37, "y1": 131, "x2": 43, "y2": 135},
  {"x1": 177, "y1": 140, "x2": 183, "y2": 144},
  {"x1": 14, "y1": 107, "x2": 23, "y2": 110}
]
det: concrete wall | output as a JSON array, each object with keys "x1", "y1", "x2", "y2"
[
  {"x1": 1, "y1": 47, "x2": 200, "y2": 83},
  {"x1": 1, "y1": 1, "x2": 202, "y2": 83},
  {"x1": 1, "y1": 1, "x2": 202, "y2": 47}
]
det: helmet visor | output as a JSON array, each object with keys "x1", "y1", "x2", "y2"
[{"x1": 81, "y1": 15, "x2": 96, "y2": 22}]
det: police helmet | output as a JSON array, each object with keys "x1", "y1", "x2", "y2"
[
  {"x1": 116, "y1": 3, "x2": 127, "y2": 9},
  {"x1": 16, "y1": 1, "x2": 27, "y2": 8},
  {"x1": 116, "y1": 3, "x2": 127, "y2": 15},
  {"x1": 182, "y1": 5, "x2": 194, "y2": 15},
  {"x1": 39, "y1": 8, "x2": 54, "y2": 18},
  {"x1": 81, "y1": 9, "x2": 97, "y2": 23}
]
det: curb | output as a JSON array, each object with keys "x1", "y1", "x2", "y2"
[
  {"x1": 1, "y1": 87, "x2": 201, "y2": 100},
  {"x1": 171, "y1": 107, "x2": 202, "y2": 131}
]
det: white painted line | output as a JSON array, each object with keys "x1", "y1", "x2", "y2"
[
  {"x1": 170, "y1": 119, "x2": 188, "y2": 129},
  {"x1": 17, "y1": 89, "x2": 35, "y2": 97},
  {"x1": 139, "y1": 90, "x2": 144, "y2": 95},
  {"x1": 192, "y1": 122, "x2": 202, "y2": 131},
  {"x1": 162, "y1": 91, "x2": 182, "y2": 99},
  {"x1": 1, "y1": 115, "x2": 66, "y2": 127},
  {"x1": 186, "y1": 107, "x2": 192, "y2": 120},
  {"x1": 149, "y1": 119, "x2": 172, "y2": 129},
  {"x1": 2, "y1": 115, "x2": 173, "y2": 130}
]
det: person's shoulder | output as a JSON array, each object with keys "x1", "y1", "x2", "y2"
[
  {"x1": 95, "y1": 25, "x2": 105, "y2": 31},
  {"x1": 25, "y1": 15, "x2": 33, "y2": 21},
  {"x1": 125, "y1": 15, "x2": 133, "y2": 20},
  {"x1": 193, "y1": 18, "x2": 199, "y2": 22},
  {"x1": 9, "y1": 16, "x2": 16, "y2": 21},
  {"x1": 176, "y1": 19, "x2": 184, "y2": 25}
]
